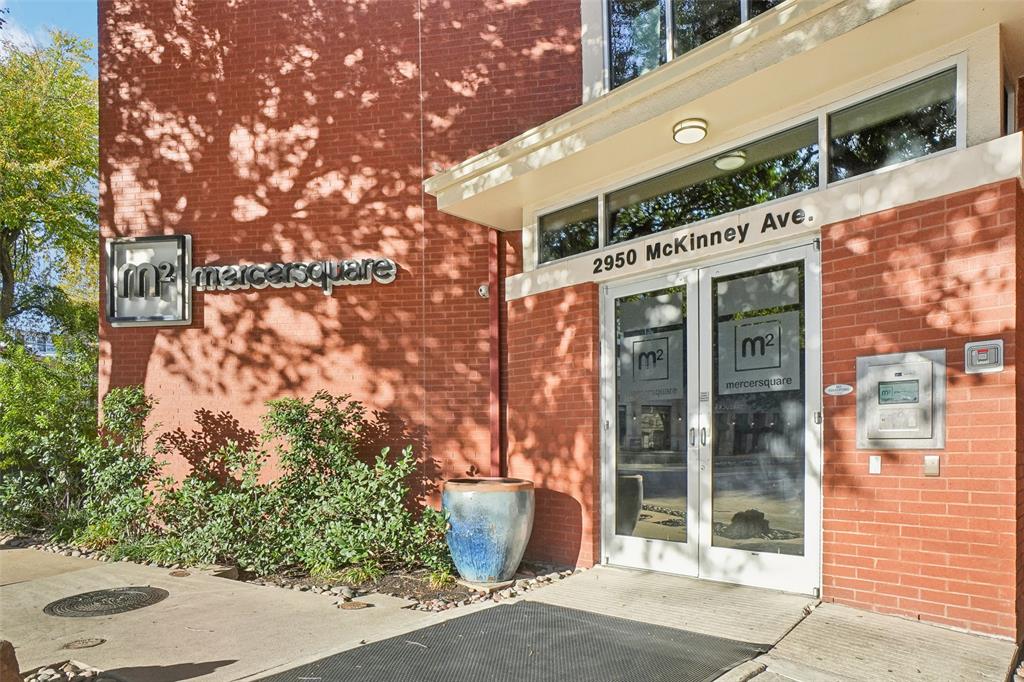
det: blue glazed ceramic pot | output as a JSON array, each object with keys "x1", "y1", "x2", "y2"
[{"x1": 442, "y1": 477, "x2": 535, "y2": 584}]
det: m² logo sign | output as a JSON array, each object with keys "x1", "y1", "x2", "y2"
[
  {"x1": 735, "y1": 320, "x2": 782, "y2": 371},
  {"x1": 106, "y1": 235, "x2": 191, "y2": 327},
  {"x1": 632, "y1": 337, "x2": 669, "y2": 381},
  {"x1": 106, "y1": 234, "x2": 400, "y2": 327},
  {"x1": 717, "y1": 311, "x2": 800, "y2": 395}
]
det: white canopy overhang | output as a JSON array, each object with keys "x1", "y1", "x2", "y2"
[{"x1": 424, "y1": 0, "x2": 1024, "y2": 233}]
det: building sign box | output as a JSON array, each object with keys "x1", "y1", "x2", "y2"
[
  {"x1": 106, "y1": 235, "x2": 192, "y2": 327},
  {"x1": 106, "y1": 235, "x2": 398, "y2": 328}
]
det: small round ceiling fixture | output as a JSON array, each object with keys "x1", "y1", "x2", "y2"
[
  {"x1": 672, "y1": 118, "x2": 708, "y2": 144},
  {"x1": 714, "y1": 150, "x2": 747, "y2": 171}
]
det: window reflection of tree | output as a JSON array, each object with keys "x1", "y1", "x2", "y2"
[
  {"x1": 609, "y1": 0, "x2": 665, "y2": 89},
  {"x1": 829, "y1": 101, "x2": 956, "y2": 182},
  {"x1": 539, "y1": 214, "x2": 598, "y2": 263},
  {"x1": 608, "y1": 144, "x2": 819, "y2": 244},
  {"x1": 672, "y1": 0, "x2": 740, "y2": 56}
]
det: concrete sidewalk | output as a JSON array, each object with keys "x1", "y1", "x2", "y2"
[
  {"x1": 0, "y1": 551, "x2": 1017, "y2": 681},
  {"x1": 0, "y1": 548, "x2": 489, "y2": 681},
  {"x1": 741, "y1": 601, "x2": 1015, "y2": 682},
  {"x1": 524, "y1": 566, "x2": 1015, "y2": 682}
]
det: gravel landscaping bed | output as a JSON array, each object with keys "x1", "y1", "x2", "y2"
[
  {"x1": 0, "y1": 534, "x2": 586, "y2": 613},
  {"x1": 244, "y1": 561, "x2": 583, "y2": 612}
]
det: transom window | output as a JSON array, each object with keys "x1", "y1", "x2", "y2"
[
  {"x1": 608, "y1": 0, "x2": 785, "y2": 89},
  {"x1": 608, "y1": 122, "x2": 818, "y2": 245},
  {"x1": 536, "y1": 66, "x2": 959, "y2": 266}
]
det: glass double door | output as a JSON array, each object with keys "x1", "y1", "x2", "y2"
[{"x1": 601, "y1": 245, "x2": 821, "y2": 595}]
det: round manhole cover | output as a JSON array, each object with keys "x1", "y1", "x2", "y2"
[{"x1": 44, "y1": 587, "x2": 169, "y2": 618}]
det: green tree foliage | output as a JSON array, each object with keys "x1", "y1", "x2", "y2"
[
  {"x1": 0, "y1": 336, "x2": 97, "y2": 536},
  {"x1": 0, "y1": 31, "x2": 98, "y2": 334},
  {"x1": 0, "y1": 335, "x2": 97, "y2": 470}
]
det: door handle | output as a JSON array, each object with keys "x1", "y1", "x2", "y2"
[
  {"x1": 700, "y1": 427, "x2": 707, "y2": 446},
  {"x1": 689, "y1": 427, "x2": 695, "y2": 447}
]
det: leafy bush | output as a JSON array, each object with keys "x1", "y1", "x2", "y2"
[
  {"x1": 0, "y1": 336, "x2": 97, "y2": 536},
  {"x1": 265, "y1": 392, "x2": 451, "y2": 577},
  {"x1": 152, "y1": 442, "x2": 289, "y2": 575},
  {"x1": 76, "y1": 387, "x2": 161, "y2": 548},
  {"x1": 2, "y1": 383, "x2": 452, "y2": 579}
]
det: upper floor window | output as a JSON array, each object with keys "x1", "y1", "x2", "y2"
[
  {"x1": 609, "y1": 0, "x2": 785, "y2": 89},
  {"x1": 828, "y1": 68, "x2": 957, "y2": 182}
]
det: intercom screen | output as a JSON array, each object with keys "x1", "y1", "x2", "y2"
[{"x1": 878, "y1": 380, "x2": 919, "y2": 405}]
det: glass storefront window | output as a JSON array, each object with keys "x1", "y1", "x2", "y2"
[
  {"x1": 607, "y1": 122, "x2": 818, "y2": 245},
  {"x1": 537, "y1": 198, "x2": 599, "y2": 264},
  {"x1": 534, "y1": 66, "x2": 959, "y2": 269},
  {"x1": 828, "y1": 68, "x2": 957, "y2": 182}
]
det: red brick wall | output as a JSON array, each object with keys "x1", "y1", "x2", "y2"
[
  {"x1": 505, "y1": 283, "x2": 601, "y2": 568},
  {"x1": 1016, "y1": 183, "x2": 1024, "y2": 638},
  {"x1": 98, "y1": 1, "x2": 581, "y2": 491},
  {"x1": 820, "y1": 179, "x2": 1020, "y2": 638}
]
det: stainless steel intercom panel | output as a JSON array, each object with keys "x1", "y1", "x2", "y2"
[{"x1": 856, "y1": 349, "x2": 945, "y2": 450}]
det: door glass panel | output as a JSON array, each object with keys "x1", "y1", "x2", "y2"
[
  {"x1": 614, "y1": 286, "x2": 687, "y2": 542},
  {"x1": 711, "y1": 263, "x2": 805, "y2": 555}
]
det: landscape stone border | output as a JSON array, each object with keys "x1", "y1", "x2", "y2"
[
  {"x1": 0, "y1": 534, "x2": 588, "y2": 613},
  {"x1": 21, "y1": 659, "x2": 116, "y2": 682}
]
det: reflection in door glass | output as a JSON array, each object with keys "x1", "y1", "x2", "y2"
[
  {"x1": 614, "y1": 287, "x2": 686, "y2": 542},
  {"x1": 711, "y1": 264, "x2": 805, "y2": 555}
]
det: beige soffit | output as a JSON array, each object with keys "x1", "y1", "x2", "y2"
[{"x1": 423, "y1": 0, "x2": 1024, "y2": 232}]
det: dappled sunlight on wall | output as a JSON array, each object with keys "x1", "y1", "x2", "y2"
[
  {"x1": 98, "y1": 0, "x2": 582, "y2": 489},
  {"x1": 506, "y1": 284, "x2": 600, "y2": 567},
  {"x1": 820, "y1": 180, "x2": 1019, "y2": 638}
]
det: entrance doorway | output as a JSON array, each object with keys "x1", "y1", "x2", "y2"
[{"x1": 600, "y1": 244, "x2": 821, "y2": 595}]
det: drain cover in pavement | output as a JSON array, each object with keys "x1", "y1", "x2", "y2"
[
  {"x1": 258, "y1": 601, "x2": 770, "y2": 682},
  {"x1": 44, "y1": 586, "x2": 169, "y2": 617}
]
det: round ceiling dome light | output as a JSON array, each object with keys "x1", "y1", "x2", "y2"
[
  {"x1": 672, "y1": 118, "x2": 708, "y2": 144},
  {"x1": 714, "y1": 150, "x2": 747, "y2": 171}
]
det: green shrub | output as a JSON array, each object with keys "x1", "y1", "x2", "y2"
[
  {"x1": 0, "y1": 336, "x2": 96, "y2": 535},
  {"x1": 265, "y1": 392, "x2": 451, "y2": 577},
  {"x1": 152, "y1": 441, "x2": 289, "y2": 575},
  {"x1": 76, "y1": 387, "x2": 161, "y2": 548},
  {"x1": 2, "y1": 382, "x2": 452, "y2": 579}
]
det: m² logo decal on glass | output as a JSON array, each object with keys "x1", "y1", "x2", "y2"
[
  {"x1": 718, "y1": 310, "x2": 800, "y2": 395},
  {"x1": 633, "y1": 337, "x2": 669, "y2": 381},
  {"x1": 734, "y1": 319, "x2": 782, "y2": 371}
]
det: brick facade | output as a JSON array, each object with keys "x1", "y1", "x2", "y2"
[
  {"x1": 99, "y1": 0, "x2": 1024, "y2": 643},
  {"x1": 820, "y1": 179, "x2": 1020, "y2": 638},
  {"x1": 505, "y1": 283, "x2": 601, "y2": 568},
  {"x1": 98, "y1": 1, "x2": 581, "y2": 487}
]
